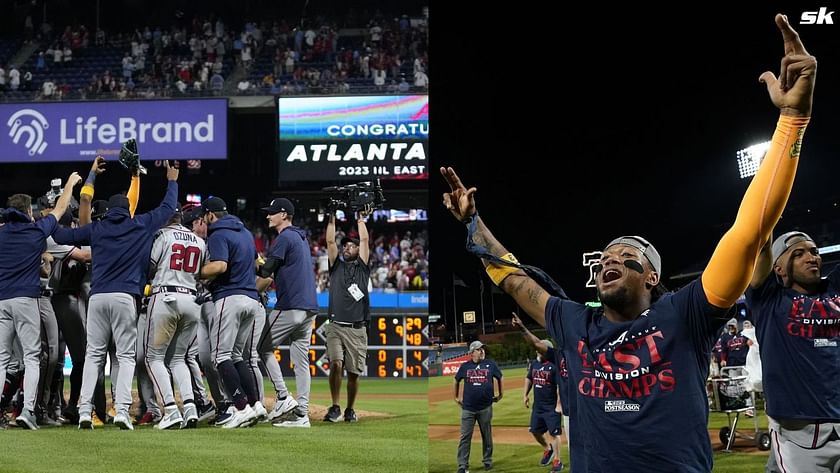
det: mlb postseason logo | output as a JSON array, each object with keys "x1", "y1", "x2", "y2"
[
  {"x1": 800, "y1": 7, "x2": 834, "y2": 24},
  {"x1": 604, "y1": 400, "x2": 641, "y2": 412}
]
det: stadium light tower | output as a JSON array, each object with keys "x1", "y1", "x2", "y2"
[{"x1": 736, "y1": 141, "x2": 771, "y2": 179}]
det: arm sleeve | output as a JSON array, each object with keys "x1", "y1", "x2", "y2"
[
  {"x1": 35, "y1": 214, "x2": 58, "y2": 237},
  {"x1": 207, "y1": 233, "x2": 229, "y2": 263},
  {"x1": 271, "y1": 234, "x2": 288, "y2": 266},
  {"x1": 52, "y1": 224, "x2": 92, "y2": 246},
  {"x1": 136, "y1": 181, "x2": 177, "y2": 231},
  {"x1": 454, "y1": 363, "x2": 466, "y2": 382},
  {"x1": 702, "y1": 115, "x2": 810, "y2": 308},
  {"x1": 128, "y1": 175, "x2": 140, "y2": 217},
  {"x1": 149, "y1": 230, "x2": 166, "y2": 270},
  {"x1": 493, "y1": 362, "x2": 503, "y2": 379}
]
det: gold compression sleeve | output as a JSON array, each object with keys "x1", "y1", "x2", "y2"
[
  {"x1": 128, "y1": 175, "x2": 140, "y2": 217},
  {"x1": 702, "y1": 115, "x2": 810, "y2": 308}
]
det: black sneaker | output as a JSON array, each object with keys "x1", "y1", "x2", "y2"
[
  {"x1": 63, "y1": 405, "x2": 79, "y2": 424},
  {"x1": 344, "y1": 407, "x2": 358, "y2": 423},
  {"x1": 0, "y1": 414, "x2": 8, "y2": 430},
  {"x1": 323, "y1": 405, "x2": 343, "y2": 422}
]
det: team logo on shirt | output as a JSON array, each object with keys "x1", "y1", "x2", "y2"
[
  {"x1": 467, "y1": 368, "x2": 490, "y2": 385},
  {"x1": 787, "y1": 295, "x2": 840, "y2": 340},
  {"x1": 577, "y1": 325, "x2": 675, "y2": 402},
  {"x1": 531, "y1": 367, "x2": 554, "y2": 388}
]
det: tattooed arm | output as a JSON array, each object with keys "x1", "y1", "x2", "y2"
[{"x1": 441, "y1": 167, "x2": 549, "y2": 326}]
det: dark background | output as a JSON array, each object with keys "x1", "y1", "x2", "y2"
[{"x1": 430, "y1": 3, "x2": 840, "y2": 340}]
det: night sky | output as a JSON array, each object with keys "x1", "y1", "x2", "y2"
[{"x1": 430, "y1": 3, "x2": 840, "y2": 332}]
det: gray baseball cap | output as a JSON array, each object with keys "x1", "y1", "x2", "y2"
[
  {"x1": 542, "y1": 339, "x2": 555, "y2": 349},
  {"x1": 468, "y1": 341, "x2": 485, "y2": 353},
  {"x1": 771, "y1": 231, "x2": 815, "y2": 265},
  {"x1": 605, "y1": 236, "x2": 662, "y2": 274}
]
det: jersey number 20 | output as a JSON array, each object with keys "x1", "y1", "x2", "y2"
[{"x1": 170, "y1": 244, "x2": 201, "y2": 273}]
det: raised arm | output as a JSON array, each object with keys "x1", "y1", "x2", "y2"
[
  {"x1": 137, "y1": 160, "x2": 178, "y2": 230},
  {"x1": 702, "y1": 14, "x2": 815, "y2": 309},
  {"x1": 511, "y1": 312, "x2": 549, "y2": 354},
  {"x1": 357, "y1": 205, "x2": 371, "y2": 265},
  {"x1": 751, "y1": 237, "x2": 774, "y2": 288},
  {"x1": 49, "y1": 172, "x2": 82, "y2": 221},
  {"x1": 127, "y1": 173, "x2": 140, "y2": 217},
  {"x1": 441, "y1": 167, "x2": 549, "y2": 326},
  {"x1": 79, "y1": 156, "x2": 106, "y2": 226},
  {"x1": 326, "y1": 213, "x2": 338, "y2": 266}
]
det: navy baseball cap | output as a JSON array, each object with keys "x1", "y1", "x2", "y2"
[
  {"x1": 261, "y1": 197, "x2": 294, "y2": 215},
  {"x1": 182, "y1": 205, "x2": 202, "y2": 226},
  {"x1": 108, "y1": 194, "x2": 130, "y2": 211},
  {"x1": 201, "y1": 196, "x2": 227, "y2": 214},
  {"x1": 91, "y1": 200, "x2": 108, "y2": 220}
]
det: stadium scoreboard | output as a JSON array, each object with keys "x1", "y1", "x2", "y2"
[{"x1": 274, "y1": 313, "x2": 429, "y2": 378}]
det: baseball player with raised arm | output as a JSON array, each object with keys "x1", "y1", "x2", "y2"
[
  {"x1": 145, "y1": 208, "x2": 206, "y2": 429},
  {"x1": 53, "y1": 160, "x2": 178, "y2": 430},
  {"x1": 0, "y1": 173, "x2": 81, "y2": 429},
  {"x1": 256, "y1": 197, "x2": 318, "y2": 426},
  {"x1": 199, "y1": 197, "x2": 266, "y2": 428}
]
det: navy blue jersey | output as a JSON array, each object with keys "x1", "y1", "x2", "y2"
[
  {"x1": 712, "y1": 337, "x2": 724, "y2": 363},
  {"x1": 546, "y1": 278, "x2": 727, "y2": 473},
  {"x1": 53, "y1": 181, "x2": 177, "y2": 297},
  {"x1": 551, "y1": 350, "x2": 571, "y2": 415},
  {"x1": 455, "y1": 359, "x2": 502, "y2": 412},
  {"x1": 745, "y1": 269, "x2": 840, "y2": 421},
  {"x1": 527, "y1": 355, "x2": 559, "y2": 412},
  {"x1": 268, "y1": 226, "x2": 318, "y2": 311},
  {"x1": 0, "y1": 212, "x2": 56, "y2": 300},
  {"x1": 206, "y1": 215, "x2": 258, "y2": 302},
  {"x1": 722, "y1": 333, "x2": 749, "y2": 367}
]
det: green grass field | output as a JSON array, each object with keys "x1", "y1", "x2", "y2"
[
  {"x1": 429, "y1": 368, "x2": 770, "y2": 473},
  {"x1": 3, "y1": 377, "x2": 428, "y2": 473}
]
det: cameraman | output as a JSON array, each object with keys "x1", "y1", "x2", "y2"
[{"x1": 324, "y1": 204, "x2": 372, "y2": 423}]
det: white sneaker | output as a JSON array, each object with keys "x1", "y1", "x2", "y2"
[
  {"x1": 253, "y1": 401, "x2": 268, "y2": 422},
  {"x1": 222, "y1": 405, "x2": 258, "y2": 429},
  {"x1": 78, "y1": 413, "x2": 93, "y2": 430},
  {"x1": 272, "y1": 414, "x2": 310, "y2": 428},
  {"x1": 114, "y1": 412, "x2": 134, "y2": 431},
  {"x1": 268, "y1": 397, "x2": 299, "y2": 422},
  {"x1": 182, "y1": 404, "x2": 199, "y2": 429},
  {"x1": 156, "y1": 408, "x2": 184, "y2": 430}
]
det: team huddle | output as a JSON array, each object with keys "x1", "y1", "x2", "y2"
[{"x1": 0, "y1": 152, "x2": 372, "y2": 431}]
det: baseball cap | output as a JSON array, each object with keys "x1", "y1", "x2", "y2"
[
  {"x1": 604, "y1": 235, "x2": 662, "y2": 274},
  {"x1": 91, "y1": 200, "x2": 108, "y2": 220},
  {"x1": 341, "y1": 236, "x2": 360, "y2": 247},
  {"x1": 468, "y1": 340, "x2": 485, "y2": 353},
  {"x1": 181, "y1": 204, "x2": 201, "y2": 226},
  {"x1": 261, "y1": 197, "x2": 294, "y2": 215},
  {"x1": 541, "y1": 339, "x2": 555, "y2": 350},
  {"x1": 771, "y1": 231, "x2": 814, "y2": 265},
  {"x1": 108, "y1": 194, "x2": 130, "y2": 211},
  {"x1": 727, "y1": 318, "x2": 738, "y2": 327},
  {"x1": 201, "y1": 196, "x2": 227, "y2": 214}
]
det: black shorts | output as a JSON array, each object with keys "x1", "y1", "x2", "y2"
[{"x1": 529, "y1": 408, "x2": 562, "y2": 436}]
